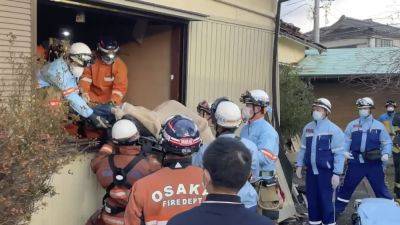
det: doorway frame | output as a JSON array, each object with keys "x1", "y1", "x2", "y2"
[{"x1": 35, "y1": 0, "x2": 190, "y2": 104}]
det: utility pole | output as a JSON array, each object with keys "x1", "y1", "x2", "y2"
[{"x1": 313, "y1": 0, "x2": 320, "y2": 43}]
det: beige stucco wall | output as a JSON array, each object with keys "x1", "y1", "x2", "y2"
[
  {"x1": 96, "y1": 0, "x2": 276, "y2": 30},
  {"x1": 278, "y1": 37, "x2": 306, "y2": 64},
  {"x1": 29, "y1": 154, "x2": 104, "y2": 225}
]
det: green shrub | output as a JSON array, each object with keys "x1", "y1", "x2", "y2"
[{"x1": 280, "y1": 65, "x2": 314, "y2": 140}]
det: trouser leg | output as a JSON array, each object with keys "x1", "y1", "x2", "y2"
[
  {"x1": 366, "y1": 162, "x2": 393, "y2": 200},
  {"x1": 335, "y1": 163, "x2": 365, "y2": 213},
  {"x1": 393, "y1": 152, "x2": 400, "y2": 200},
  {"x1": 318, "y1": 169, "x2": 335, "y2": 225},
  {"x1": 306, "y1": 169, "x2": 322, "y2": 225}
]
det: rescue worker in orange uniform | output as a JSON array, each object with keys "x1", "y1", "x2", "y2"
[
  {"x1": 36, "y1": 44, "x2": 48, "y2": 62},
  {"x1": 79, "y1": 37, "x2": 127, "y2": 122},
  {"x1": 86, "y1": 118, "x2": 163, "y2": 225},
  {"x1": 124, "y1": 115, "x2": 206, "y2": 225}
]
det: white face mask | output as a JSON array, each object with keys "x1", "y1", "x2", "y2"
[
  {"x1": 312, "y1": 111, "x2": 324, "y2": 121},
  {"x1": 359, "y1": 109, "x2": 370, "y2": 117},
  {"x1": 241, "y1": 106, "x2": 253, "y2": 121},
  {"x1": 70, "y1": 65, "x2": 84, "y2": 78},
  {"x1": 387, "y1": 106, "x2": 395, "y2": 112}
]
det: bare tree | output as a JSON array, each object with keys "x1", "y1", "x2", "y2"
[{"x1": 341, "y1": 48, "x2": 400, "y2": 94}]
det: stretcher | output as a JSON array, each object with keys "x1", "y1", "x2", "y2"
[{"x1": 352, "y1": 198, "x2": 400, "y2": 225}]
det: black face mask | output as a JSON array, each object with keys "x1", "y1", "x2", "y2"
[{"x1": 387, "y1": 110, "x2": 395, "y2": 115}]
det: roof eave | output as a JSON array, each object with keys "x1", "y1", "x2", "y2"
[{"x1": 280, "y1": 32, "x2": 327, "y2": 52}]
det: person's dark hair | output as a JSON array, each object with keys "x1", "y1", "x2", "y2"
[
  {"x1": 215, "y1": 127, "x2": 237, "y2": 137},
  {"x1": 203, "y1": 137, "x2": 252, "y2": 192}
]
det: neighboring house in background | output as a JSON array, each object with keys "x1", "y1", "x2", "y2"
[
  {"x1": 298, "y1": 47, "x2": 400, "y2": 128},
  {"x1": 279, "y1": 21, "x2": 326, "y2": 64},
  {"x1": 306, "y1": 15, "x2": 400, "y2": 49}
]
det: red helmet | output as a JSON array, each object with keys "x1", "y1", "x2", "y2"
[{"x1": 161, "y1": 115, "x2": 202, "y2": 156}]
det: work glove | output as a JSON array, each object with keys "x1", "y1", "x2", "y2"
[
  {"x1": 331, "y1": 174, "x2": 340, "y2": 189},
  {"x1": 111, "y1": 105, "x2": 125, "y2": 120},
  {"x1": 381, "y1": 154, "x2": 389, "y2": 162},
  {"x1": 296, "y1": 167, "x2": 302, "y2": 179},
  {"x1": 343, "y1": 151, "x2": 354, "y2": 159},
  {"x1": 88, "y1": 113, "x2": 111, "y2": 129},
  {"x1": 108, "y1": 101, "x2": 116, "y2": 107},
  {"x1": 82, "y1": 93, "x2": 91, "y2": 103}
]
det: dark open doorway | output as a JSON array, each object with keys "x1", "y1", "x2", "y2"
[{"x1": 37, "y1": 0, "x2": 188, "y2": 108}]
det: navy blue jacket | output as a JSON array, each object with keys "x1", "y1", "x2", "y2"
[{"x1": 166, "y1": 194, "x2": 274, "y2": 225}]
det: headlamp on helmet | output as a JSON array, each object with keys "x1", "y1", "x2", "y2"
[
  {"x1": 356, "y1": 97, "x2": 374, "y2": 109},
  {"x1": 98, "y1": 37, "x2": 119, "y2": 65}
]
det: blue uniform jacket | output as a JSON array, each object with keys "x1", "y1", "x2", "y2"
[
  {"x1": 240, "y1": 118, "x2": 279, "y2": 175},
  {"x1": 297, "y1": 118, "x2": 345, "y2": 175},
  {"x1": 192, "y1": 134, "x2": 259, "y2": 208},
  {"x1": 344, "y1": 115, "x2": 392, "y2": 164},
  {"x1": 378, "y1": 112, "x2": 394, "y2": 124},
  {"x1": 37, "y1": 58, "x2": 93, "y2": 118},
  {"x1": 378, "y1": 112, "x2": 395, "y2": 134}
]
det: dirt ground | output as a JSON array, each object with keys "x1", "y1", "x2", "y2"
[{"x1": 290, "y1": 160, "x2": 396, "y2": 225}]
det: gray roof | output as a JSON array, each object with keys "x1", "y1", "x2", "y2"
[
  {"x1": 305, "y1": 16, "x2": 400, "y2": 41},
  {"x1": 280, "y1": 21, "x2": 326, "y2": 52}
]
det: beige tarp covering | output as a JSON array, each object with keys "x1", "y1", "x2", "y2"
[
  {"x1": 114, "y1": 100, "x2": 215, "y2": 144},
  {"x1": 114, "y1": 100, "x2": 295, "y2": 221},
  {"x1": 113, "y1": 103, "x2": 161, "y2": 137},
  {"x1": 153, "y1": 100, "x2": 215, "y2": 144}
]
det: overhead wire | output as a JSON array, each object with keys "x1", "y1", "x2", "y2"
[
  {"x1": 283, "y1": 0, "x2": 306, "y2": 7},
  {"x1": 282, "y1": 3, "x2": 309, "y2": 17}
]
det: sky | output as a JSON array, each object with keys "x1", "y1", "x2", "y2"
[{"x1": 280, "y1": 0, "x2": 400, "y2": 32}]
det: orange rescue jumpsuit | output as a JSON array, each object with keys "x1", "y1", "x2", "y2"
[
  {"x1": 80, "y1": 57, "x2": 128, "y2": 105},
  {"x1": 87, "y1": 144, "x2": 162, "y2": 225},
  {"x1": 124, "y1": 164, "x2": 206, "y2": 225},
  {"x1": 37, "y1": 45, "x2": 47, "y2": 61}
]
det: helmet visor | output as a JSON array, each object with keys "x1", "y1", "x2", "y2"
[
  {"x1": 101, "y1": 53, "x2": 117, "y2": 64},
  {"x1": 70, "y1": 53, "x2": 93, "y2": 67},
  {"x1": 168, "y1": 119, "x2": 199, "y2": 139}
]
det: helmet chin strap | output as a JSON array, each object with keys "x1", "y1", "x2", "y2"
[{"x1": 250, "y1": 105, "x2": 261, "y2": 121}]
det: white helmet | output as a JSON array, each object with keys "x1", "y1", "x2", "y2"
[
  {"x1": 240, "y1": 89, "x2": 270, "y2": 107},
  {"x1": 214, "y1": 101, "x2": 242, "y2": 128},
  {"x1": 111, "y1": 119, "x2": 139, "y2": 144},
  {"x1": 356, "y1": 97, "x2": 374, "y2": 109},
  {"x1": 69, "y1": 42, "x2": 93, "y2": 67},
  {"x1": 313, "y1": 98, "x2": 332, "y2": 113}
]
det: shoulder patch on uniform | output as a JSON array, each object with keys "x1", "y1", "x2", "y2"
[{"x1": 306, "y1": 128, "x2": 314, "y2": 133}]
